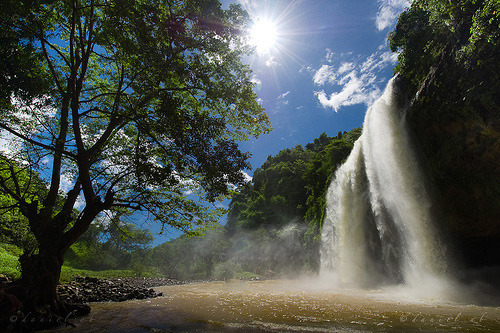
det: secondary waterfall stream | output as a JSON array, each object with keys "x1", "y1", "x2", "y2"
[{"x1": 320, "y1": 76, "x2": 452, "y2": 294}]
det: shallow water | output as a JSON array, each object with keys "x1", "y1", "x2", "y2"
[{"x1": 53, "y1": 280, "x2": 500, "y2": 332}]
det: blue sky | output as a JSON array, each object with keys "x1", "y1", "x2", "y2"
[{"x1": 230, "y1": 0, "x2": 410, "y2": 172}]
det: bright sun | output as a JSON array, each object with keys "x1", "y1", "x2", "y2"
[{"x1": 249, "y1": 18, "x2": 278, "y2": 55}]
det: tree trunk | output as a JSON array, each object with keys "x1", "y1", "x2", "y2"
[
  {"x1": 9, "y1": 196, "x2": 99, "y2": 328},
  {"x1": 13, "y1": 244, "x2": 90, "y2": 330},
  {"x1": 19, "y1": 250, "x2": 64, "y2": 314}
]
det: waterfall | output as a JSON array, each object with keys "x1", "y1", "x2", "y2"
[{"x1": 320, "y1": 77, "x2": 451, "y2": 291}]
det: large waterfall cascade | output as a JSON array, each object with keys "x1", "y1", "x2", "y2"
[{"x1": 320, "y1": 77, "x2": 453, "y2": 292}]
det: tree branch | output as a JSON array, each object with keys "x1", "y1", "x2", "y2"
[
  {"x1": 79, "y1": 91, "x2": 126, "y2": 104},
  {"x1": 40, "y1": 37, "x2": 71, "y2": 68},
  {"x1": 0, "y1": 174, "x2": 25, "y2": 204},
  {"x1": 71, "y1": 0, "x2": 97, "y2": 202},
  {"x1": 109, "y1": 202, "x2": 142, "y2": 210},
  {"x1": 39, "y1": 34, "x2": 65, "y2": 96},
  {"x1": 56, "y1": 181, "x2": 82, "y2": 231},
  {"x1": 0, "y1": 123, "x2": 76, "y2": 159},
  {"x1": 8, "y1": 164, "x2": 21, "y2": 197}
]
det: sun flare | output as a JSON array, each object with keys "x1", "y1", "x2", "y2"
[{"x1": 249, "y1": 18, "x2": 278, "y2": 55}]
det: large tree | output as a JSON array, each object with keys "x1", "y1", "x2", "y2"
[{"x1": 0, "y1": 0, "x2": 269, "y2": 316}]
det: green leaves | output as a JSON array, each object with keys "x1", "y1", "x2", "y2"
[
  {"x1": 388, "y1": 0, "x2": 500, "y2": 91},
  {"x1": 227, "y1": 128, "x2": 362, "y2": 235}
]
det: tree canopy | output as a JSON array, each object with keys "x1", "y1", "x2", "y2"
[
  {"x1": 389, "y1": 0, "x2": 500, "y2": 93},
  {"x1": 0, "y1": 0, "x2": 270, "y2": 313}
]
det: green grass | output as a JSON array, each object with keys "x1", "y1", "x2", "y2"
[
  {"x1": 60, "y1": 267, "x2": 137, "y2": 282},
  {"x1": 0, "y1": 243, "x2": 164, "y2": 282},
  {"x1": 0, "y1": 244, "x2": 21, "y2": 280},
  {"x1": 59, "y1": 267, "x2": 164, "y2": 282}
]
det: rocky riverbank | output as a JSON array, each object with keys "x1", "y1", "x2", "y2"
[
  {"x1": 57, "y1": 276, "x2": 183, "y2": 303},
  {"x1": 1, "y1": 276, "x2": 184, "y2": 331}
]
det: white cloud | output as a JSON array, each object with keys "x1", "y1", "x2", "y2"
[
  {"x1": 265, "y1": 56, "x2": 278, "y2": 67},
  {"x1": 375, "y1": 0, "x2": 411, "y2": 31},
  {"x1": 251, "y1": 77, "x2": 262, "y2": 91},
  {"x1": 0, "y1": 95, "x2": 56, "y2": 158},
  {"x1": 251, "y1": 77, "x2": 262, "y2": 85},
  {"x1": 278, "y1": 91, "x2": 290, "y2": 105},
  {"x1": 279, "y1": 91, "x2": 290, "y2": 99},
  {"x1": 338, "y1": 62, "x2": 355, "y2": 74},
  {"x1": 74, "y1": 195, "x2": 85, "y2": 210},
  {"x1": 239, "y1": 0, "x2": 259, "y2": 11},
  {"x1": 299, "y1": 65, "x2": 315, "y2": 74},
  {"x1": 361, "y1": 50, "x2": 398, "y2": 73},
  {"x1": 60, "y1": 172, "x2": 75, "y2": 193},
  {"x1": 312, "y1": 45, "x2": 398, "y2": 112},
  {"x1": 325, "y1": 49, "x2": 335, "y2": 63},
  {"x1": 251, "y1": 76, "x2": 263, "y2": 95},
  {"x1": 315, "y1": 72, "x2": 370, "y2": 111},
  {"x1": 313, "y1": 65, "x2": 336, "y2": 85},
  {"x1": 241, "y1": 171, "x2": 252, "y2": 183},
  {"x1": 0, "y1": 130, "x2": 17, "y2": 157}
]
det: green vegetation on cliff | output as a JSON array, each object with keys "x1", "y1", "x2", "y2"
[
  {"x1": 227, "y1": 129, "x2": 361, "y2": 235},
  {"x1": 389, "y1": 0, "x2": 500, "y2": 265}
]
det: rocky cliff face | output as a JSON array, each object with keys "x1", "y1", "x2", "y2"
[{"x1": 405, "y1": 48, "x2": 500, "y2": 267}]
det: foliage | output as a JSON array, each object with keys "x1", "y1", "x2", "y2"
[
  {"x1": 64, "y1": 219, "x2": 154, "y2": 271},
  {"x1": 0, "y1": 0, "x2": 269, "y2": 308},
  {"x1": 389, "y1": 0, "x2": 500, "y2": 95},
  {"x1": 303, "y1": 129, "x2": 361, "y2": 242},
  {"x1": 0, "y1": 0, "x2": 51, "y2": 109},
  {"x1": 150, "y1": 224, "x2": 312, "y2": 280},
  {"x1": 0, "y1": 243, "x2": 21, "y2": 279},
  {"x1": 226, "y1": 129, "x2": 360, "y2": 236},
  {"x1": 0, "y1": 0, "x2": 269, "y2": 239},
  {"x1": 0, "y1": 129, "x2": 361, "y2": 281},
  {"x1": 231, "y1": 146, "x2": 313, "y2": 230},
  {"x1": 59, "y1": 267, "x2": 163, "y2": 283},
  {"x1": 226, "y1": 130, "x2": 360, "y2": 236},
  {"x1": 0, "y1": 241, "x2": 162, "y2": 282},
  {"x1": 0, "y1": 155, "x2": 43, "y2": 251},
  {"x1": 151, "y1": 226, "x2": 227, "y2": 280}
]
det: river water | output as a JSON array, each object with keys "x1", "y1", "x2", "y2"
[{"x1": 54, "y1": 279, "x2": 499, "y2": 332}]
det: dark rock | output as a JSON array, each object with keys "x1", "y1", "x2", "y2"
[
  {"x1": 403, "y1": 42, "x2": 500, "y2": 267},
  {"x1": 57, "y1": 276, "x2": 182, "y2": 304}
]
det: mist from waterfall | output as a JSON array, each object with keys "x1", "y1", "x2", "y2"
[{"x1": 320, "y1": 77, "x2": 454, "y2": 296}]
